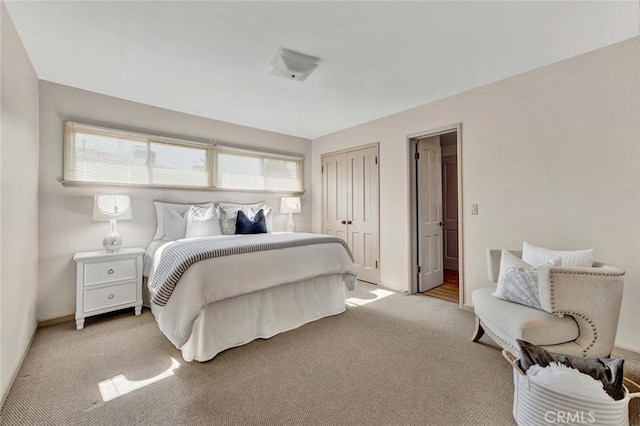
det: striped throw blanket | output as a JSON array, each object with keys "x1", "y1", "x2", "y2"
[{"x1": 150, "y1": 233, "x2": 354, "y2": 306}]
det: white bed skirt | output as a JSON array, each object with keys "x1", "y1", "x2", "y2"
[{"x1": 179, "y1": 274, "x2": 348, "y2": 362}]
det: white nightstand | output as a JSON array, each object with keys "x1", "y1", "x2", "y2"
[{"x1": 73, "y1": 247, "x2": 145, "y2": 330}]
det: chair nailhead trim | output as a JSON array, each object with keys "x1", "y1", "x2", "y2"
[
  {"x1": 554, "y1": 309, "x2": 597, "y2": 358},
  {"x1": 553, "y1": 271, "x2": 624, "y2": 277},
  {"x1": 480, "y1": 319, "x2": 518, "y2": 352},
  {"x1": 549, "y1": 277, "x2": 598, "y2": 358}
]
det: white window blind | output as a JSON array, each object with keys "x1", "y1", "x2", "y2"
[
  {"x1": 215, "y1": 147, "x2": 304, "y2": 192},
  {"x1": 63, "y1": 122, "x2": 304, "y2": 193}
]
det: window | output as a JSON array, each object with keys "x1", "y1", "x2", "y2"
[
  {"x1": 63, "y1": 122, "x2": 304, "y2": 192},
  {"x1": 215, "y1": 147, "x2": 303, "y2": 192}
]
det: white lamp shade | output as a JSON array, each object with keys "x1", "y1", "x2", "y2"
[
  {"x1": 280, "y1": 197, "x2": 301, "y2": 214},
  {"x1": 93, "y1": 194, "x2": 132, "y2": 221}
]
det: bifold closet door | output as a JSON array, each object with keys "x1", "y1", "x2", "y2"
[
  {"x1": 322, "y1": 153, "x2": 348, "y2": 240},
  {"x1": 322, "y1": 146, "x2": 379, "y2": 285},
  {"x1": 347, "y1": 147, "x2": 379, "y2": 284}
]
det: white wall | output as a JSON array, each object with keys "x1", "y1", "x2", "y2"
[
  {"x1": 311, "y1": 38, "x2": 640, "y2": 352},
  {"x1": 38, "y1": 81, "x2": 311, "y2": 320},
  {"x1": 0, "y1": 1, "x2": 40, "y2": 404}
]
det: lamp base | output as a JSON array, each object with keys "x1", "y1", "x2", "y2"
[
  {"x1": 286, "y1": 212, "x2": 296, "y2": 233},
  {"x1": 103, "y1": 219, "x2": 123, "y2": 252}
]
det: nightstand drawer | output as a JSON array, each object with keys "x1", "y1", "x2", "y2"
[
  {"x1": 83, "y1": 282, "x2": 136, "y2": 313},
  {"x1": 84, "y1": 258, "x2": 136, "y2": 286}
]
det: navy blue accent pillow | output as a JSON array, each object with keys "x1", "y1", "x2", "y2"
[{"x1": 235, "y1": 209, "x2": 267, "y2": 234}]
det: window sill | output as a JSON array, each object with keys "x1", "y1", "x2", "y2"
[{"x1": 60, "y1": 180, "x2": 305, "y2": 195}]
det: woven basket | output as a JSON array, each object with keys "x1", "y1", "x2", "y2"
[{"x1": 503, "y1": 350, "x2": 640, "y2": 426}]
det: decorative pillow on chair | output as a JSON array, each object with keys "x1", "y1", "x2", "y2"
[
  {"x1": 493, "y1": 250, "x2": 560, "y2": 310},
  {"x1": 522, "y1": 241, "x2": 594, "y2": 267},
  {"x1": 185, "y1": 205, "x2": 221, "y2": 238},
  {"x1": 517, "y1": 339, "x2": 625, "y2": 401},
  {"x1": 235, "y1": 209, "x2": 267, "y2": 234}
]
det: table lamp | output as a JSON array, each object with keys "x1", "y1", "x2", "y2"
[
  {"x1": 93, "y1": 194, "x2": 132, "y2": 252},
  {"x1": 280, "y1": 197, "x2": 301, "y2": 232}
]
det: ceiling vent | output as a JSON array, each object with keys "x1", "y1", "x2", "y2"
[{"x1": 269, "y1": 47, "x2": 320, "y2": 82}]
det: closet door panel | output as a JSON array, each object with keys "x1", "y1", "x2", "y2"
[
  {"x1": 347, "y1": 146, "x2": 379, "y2": 284},
  {"x1": 322, "y1": 153, "x2": 348, "y2": 240}
]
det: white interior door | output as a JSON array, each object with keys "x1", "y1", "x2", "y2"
[
  {"x1": 347, "y1": 146, "x2": 379, "y2": 284},
  {"x1": 322, "y1": 153, "x2": 348, "y2": 240},
  {"x1": 442, "y1": 155, "x2": 459, "y2": 271},
  {"x1": 417, "y1": 137, "x2": 443, "y2": 292}
]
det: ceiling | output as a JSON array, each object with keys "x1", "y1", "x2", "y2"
[{"x1": 5, "y1": 1, "x2": 638, "y2": 139}]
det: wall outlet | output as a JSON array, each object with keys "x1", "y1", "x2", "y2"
[{"x1": 471, "y1": 204, "x2": 479, "y2": 215}]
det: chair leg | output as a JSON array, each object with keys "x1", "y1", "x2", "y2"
[{"x1": 471, "y1": 316, "x2": 485, "y2": 342}]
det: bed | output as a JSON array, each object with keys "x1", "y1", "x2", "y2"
[{"x1": 145, "y1": 201, "x2": 357, "y2": 362}]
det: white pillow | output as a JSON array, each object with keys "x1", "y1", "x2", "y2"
[
  {"x1": 249, "y1": 205, "x2": 272, "y2": 223},
  {"x1": 494, "y1": 250, "x2": 561, "y2": 310},
  {"x1": 522, "y1": 241, "x2": 595, "y2": 267},
  {"x1": 164, "y1": 208, "x2": 188, "y2": 241},
  {"x1": 185, "y1": 205, "x2": 221, "y2": 238},
  {"x1": 527, "y1": 362, "x2": 613, "y2": 401},
  {"x1": 152, "y1": 201, "x2": 213, "y2": 241}
]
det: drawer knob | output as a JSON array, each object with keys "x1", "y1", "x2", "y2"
[
  {"x1": 107, "y1": 269, "x2": 114, "y2": 275},
  {"x1": 108, "y1": 294, "x2": 114, "y2": 299}
]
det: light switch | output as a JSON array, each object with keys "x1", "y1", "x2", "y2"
[{"x1": 471, "y1": 204, "x2": 479, "y2": 215}]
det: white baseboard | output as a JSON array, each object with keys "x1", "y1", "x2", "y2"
[
  {"x1": 462, "y1": 303, "x2": 474, "y2": 313},
  {"x1": 0, "y1": 322, "x2": 37, "y2": 409},
  {"x1": 38, "y1": 313, "x2": 74, "y2": 328}
]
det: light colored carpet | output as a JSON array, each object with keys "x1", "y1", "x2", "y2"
[{"x1": 1, "y1": 282, "x2": 638, "y2": 425}]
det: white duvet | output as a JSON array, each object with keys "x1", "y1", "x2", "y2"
[{"x1": 148, "y1": 233, "x2": 357, "y2": 348}]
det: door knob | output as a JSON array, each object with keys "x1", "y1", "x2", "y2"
[
  {"x1": 341, "y1": 220, "x2": 347, "y2": 225},
  {"x1": 439, "y1": 221, "x2": 444, "y2": 227},
  {"x1": 347, "y1": 220, "x2": 353, "y2": 225}
]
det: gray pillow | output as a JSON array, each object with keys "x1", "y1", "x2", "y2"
[
  {"x1": 216, "y1": 206, "x2": 241, "y2": 235},
  {"x1": 517, "y1": 339, "x2": 625, "y2": 401}
]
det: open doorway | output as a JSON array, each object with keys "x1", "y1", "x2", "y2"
[{"x1": 408, "y1": 125, "x2": 463, "y2": 306}]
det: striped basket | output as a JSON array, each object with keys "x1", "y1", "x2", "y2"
[{"x1": 503, "y1": 350, "x2": 640, "y2": 426}]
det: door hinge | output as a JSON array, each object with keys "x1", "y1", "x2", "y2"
[
  {"x1": 321, "y1": 165, "x2": 324, "y2": 173},
  {"x1": 415, "y1": 152, "x2": 420, "y2": 160},
  {"x1": 375, "y1": 156, "x2": 378, "y2": 165},
  {"x1": 375, "y1": 260, "x2": 378, "y2": 269},
  {"x1": 417, "y1": 265, "x2": 421, "y2": 273}
]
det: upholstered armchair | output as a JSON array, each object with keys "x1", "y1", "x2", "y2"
[{"x1": 471, "y1": 249, "x2": 625, "y2": 358}]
